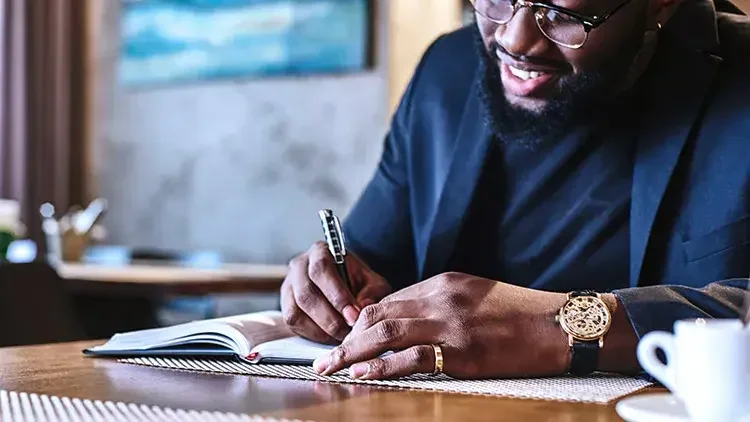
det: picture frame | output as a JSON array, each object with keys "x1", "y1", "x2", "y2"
[{"x1": 118, "y1": 0, "x2": 374, "y2": 87}]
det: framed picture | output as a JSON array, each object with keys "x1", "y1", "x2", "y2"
[{"x1": 118, "y1": 0, "x2": 372, "y2": 87}]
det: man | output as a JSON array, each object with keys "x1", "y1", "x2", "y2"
[{"x1": 281, "y1": 0, "x2": 750, "y2": 380}]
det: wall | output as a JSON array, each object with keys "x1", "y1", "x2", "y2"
[
  {"x1": 96, "y1": 2, "x2": 389, "y2": 264},
  {"x1": 95, "y1": 0, "x2": 747, "y2": 265},
  {"x1": 386, "y1": 0, "x2": 463, "y2": 114}
]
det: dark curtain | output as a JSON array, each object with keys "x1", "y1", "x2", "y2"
[{"x1": 0, "y1": 0, "x2": 88, "y2": 246}]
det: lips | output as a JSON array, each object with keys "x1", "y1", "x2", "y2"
[
  {"x1": 495, "y1": 49, "x2": 563, "y2": 98},
  {"x1": 501, "y1": 62, "x2": 559, "y2": 97},
  {"x1": 508, "y1": 66, "x2": 543, "y2": 81}
]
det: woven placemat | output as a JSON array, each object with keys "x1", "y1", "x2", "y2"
[
  {"x1": 0, "y1": 389, "x2": 308, "y2": 422},
  {"x1": 120, "y1": 357, "x2": 652, "y2": 404}
]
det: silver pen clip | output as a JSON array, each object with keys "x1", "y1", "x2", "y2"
[{"x1": 318, "y1": 209, "x2": 346, "y2": 265}]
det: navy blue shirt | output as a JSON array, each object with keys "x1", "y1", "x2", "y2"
[{"x1": 449, "y1": 112, "x2": 637, "y2": 293}]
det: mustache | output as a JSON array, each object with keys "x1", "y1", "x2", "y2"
[{"x1": 490, "y1": 42, "x2": 571, "y2": 71}]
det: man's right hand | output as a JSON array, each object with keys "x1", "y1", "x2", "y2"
[{"x1": 280, "y1": 242, "x2": 392, "y2": 344}]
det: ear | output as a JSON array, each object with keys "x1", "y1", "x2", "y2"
[{"x1": 650, "y1": 0, "x2": 683, "y2": 28}]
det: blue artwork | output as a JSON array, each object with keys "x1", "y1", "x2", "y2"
[{"x1": 119, "y1": 0, "x2": 370, "y2": 86}]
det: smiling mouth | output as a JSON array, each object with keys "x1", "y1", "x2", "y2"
[
  {"x1": 494, "y1": 47, "x2": 567, "y2": 76},
  {"x1": 507, "y1": 65, "x2": 546, "y2": 81},
  {"x1": 495, "y1": 48, "x2": 566, "y2": 98}
]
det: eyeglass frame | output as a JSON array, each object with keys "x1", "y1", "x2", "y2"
[{"x1": 469, "y1": 0, "x2": 639, "y2": 49}]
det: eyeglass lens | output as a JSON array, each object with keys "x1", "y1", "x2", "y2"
[{"x1": 470, "y1": 0, "x2": 588, "y2": 48}]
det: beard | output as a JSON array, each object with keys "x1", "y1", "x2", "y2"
[{"x1": 472, "y1": 19, "x2": 649, "y2": 147}]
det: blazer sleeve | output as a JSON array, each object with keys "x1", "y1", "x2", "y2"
[
  {"x1": 613, "y1": 279, "x2": 748, "y2": 337},
  {"x1": 342, "y1": 37, "x2": 442, "y2": 291},
  {"x1": 343, "y1": 127, "x2": 416, "y2": 290}
]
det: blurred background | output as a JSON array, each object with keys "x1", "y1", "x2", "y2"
[
  {"x1": 0, "y1": 0, "x2": 747, "y2": 346},
  {"x1": 0, "y1": 0, "x2": 476, "y2": 344}
]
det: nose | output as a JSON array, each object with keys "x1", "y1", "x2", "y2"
[{"x1": 495, "y1": 8, "x2": 550, "y2": 58}]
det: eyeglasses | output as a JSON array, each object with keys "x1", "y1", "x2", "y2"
[{"x1": 469, "y1": 0, "x2": 638, "y2": 49}]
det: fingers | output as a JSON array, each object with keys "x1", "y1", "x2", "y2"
[
  {"x1": 280, "y1": 279, "x2": 336, "y2": 344},
  {"x1": 307, "y1": 242, "x2": 361, "y2": 326},
  {"x1": 380, "y1": 281, "x2": 430, "y2": 303},
  {"x1": 281, "y1": 241, "x2": 393, "y2": 343},
  {"x1": 349, "y1": 300, "x2": 420, "y2": 339},
  {"x1": 354, "y1": 280, "x2": 392, "y2": 308},
  {"x1": 288, "y1": 254, "x2": 350, "y2": 341},
  {"x1": 344, "y1": 252, "x2": 392, "y2": 308},
  {"x1": 348, "y1": 345, "x2": 437, "y2": 380},
  {"x1": 314, "y1": 318, "x2": 439, "y2": 376}
]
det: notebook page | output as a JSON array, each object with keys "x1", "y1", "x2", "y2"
[
  {"x1": 249, "y1": 336, "x2": 335, "y2": 363},
  {"x1": 214, "y1": 311, "x2": 297, "y2": 349},
  {"x1": 88, "y1": 311, "x2": 291, "y2": 357},
  {"x1": 87, "y1": 310, "x2": 317, "y2": 360},
  {"x1": 88, "y1": 321, "x2": 252, "y2": 355}
]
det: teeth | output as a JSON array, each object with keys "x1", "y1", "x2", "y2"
[{"x1": 509, "y1": 65, "x2": 543, "y2": 81}]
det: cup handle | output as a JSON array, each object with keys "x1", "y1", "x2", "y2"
[{"x1": 637, "y1": 331, "x2": 678, "y2": 394}]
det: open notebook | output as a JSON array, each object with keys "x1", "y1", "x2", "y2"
[{"x1": 84, "y1": 311, "x2": 335, "y2": 365}]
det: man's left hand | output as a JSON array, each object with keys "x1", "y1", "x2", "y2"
[{"x1": 312, "y1": 272, "x2": 572, "y2": 380}]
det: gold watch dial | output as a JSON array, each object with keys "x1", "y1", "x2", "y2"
[{"x1": 559, "y1": 295, "x2": 611, "y2": 341}]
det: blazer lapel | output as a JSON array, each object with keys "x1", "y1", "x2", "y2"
[
  {"x1": 417, "y1": 1, "x2": 722, "y2": 286},
  {"x1": 419, "y1": 82, "x2": 493, "y2": 280},
  {"x1": 629, "y1": 43, "x2": 721, "y2": 287}
]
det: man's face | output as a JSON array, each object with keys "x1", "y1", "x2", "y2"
[{"x1": 476, "y1": 0, "x2": 650, "y2": 114}]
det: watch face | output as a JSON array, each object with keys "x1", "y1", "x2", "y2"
[{"x1": 559, "y1": 296, "x2": 611, "y2": 341}]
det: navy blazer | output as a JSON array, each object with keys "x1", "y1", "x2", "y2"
[{"x1": 343, "y1": 0, "x2": 750, "y2": 338}]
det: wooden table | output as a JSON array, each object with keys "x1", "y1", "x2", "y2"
[
  {"x1": 0, "y1": 341, "x2": 658, "y2": 421},
  {"x1": 59, "y1": 262, "x2": 288, "y2": 296}
]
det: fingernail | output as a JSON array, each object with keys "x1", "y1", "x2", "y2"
[
  {"x1": 313, "y1": 355, "x2": 330, "y2": 374},
  {"x1": 349, "y1": 363, "x2": 370, "y2": 379},
  {"x1": 342, "y1": 305, "x2": 360, "y2": 327}
]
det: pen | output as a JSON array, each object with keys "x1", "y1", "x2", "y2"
[{"x1": 318, "y1": 209, "x2": 352, "y2": 291}]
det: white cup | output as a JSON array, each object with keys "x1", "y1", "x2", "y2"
[{"x1": 637, "y1": 319, "x2": 750, "y2": 422}]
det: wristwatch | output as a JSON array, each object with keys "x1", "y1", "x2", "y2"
[{"x1": 555, "y1": 290, "x2": 612, "y2": 376}]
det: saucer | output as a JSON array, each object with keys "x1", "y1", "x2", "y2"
[{"x1": 616, "y1": 393, "x2": 688, "y2": 422}]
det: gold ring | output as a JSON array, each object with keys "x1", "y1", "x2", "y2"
[{"x1": 431, "y1": 344, "x2": 444, "y2": 375}]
